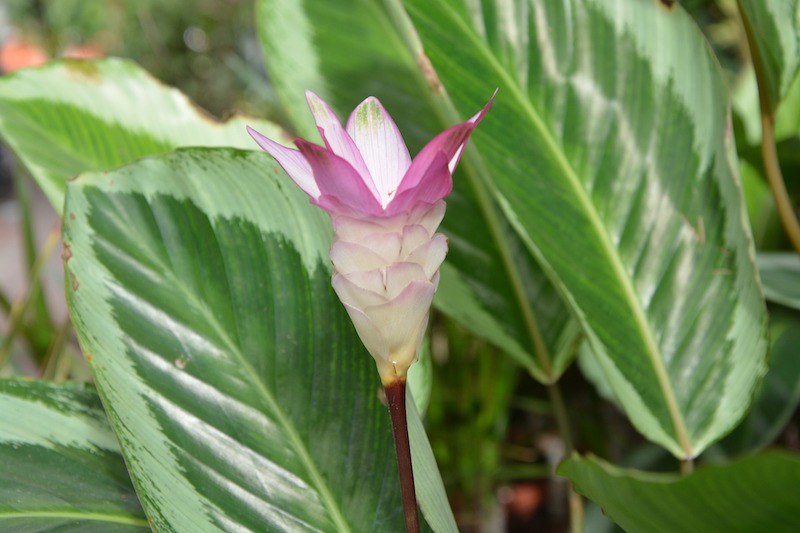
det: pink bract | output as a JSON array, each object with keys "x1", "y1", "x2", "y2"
[{"x1": 247, "y1": 91, "x2": 494, "y2": 218}]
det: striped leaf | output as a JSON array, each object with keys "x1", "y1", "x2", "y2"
[
  {"x1": 0, "y1": 57, "x2": 282, "y2": 210},
  {"x1": 402, "y1": 0, "x2": 768, "y2": 457},
  {"x1": 63, "y1": 147, "x2": 451, "y2": 532},
  {"x1": 0, "y1": 378, "x2": 148, "y2": 532}
]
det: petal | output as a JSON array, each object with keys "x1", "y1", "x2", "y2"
[
  {"x1": 399, "y1": 225, "x2": 431, "y2": 259},
  {"x1": 247, "y1": 126, "x2": 319, "y2": 198},
  {"x1": 332, "y1": 215, "x2": 389, "y2": 242},
  {"x1": 410, "y1": 201, "x2": 447, "y2": 236},
  {"x1": 346, "y1": 97, "x2": 412, "y2": 206},
  {"x1": 355, "y1": 232, "x2": 402, "y2": 263},
  {"x1": 305, "y1": 91, "x2": 373, "y2": 186},
  {"x1": 342, "y1": 280, "x2": 435, "y2": 383},
  {"x1": 295, "y1": 139, "x2": 383, "y2": 216},
  {"x1": 386, "y1": 151, "x2": 451, "y2": 215},
  {"x1": 332, "y1": 211, "x2": 407, "y2": 240},
  {"x1": 339, "y1": 269, "x2": 386, "y2": 294},
  {"x1": 330, "y1": 240, "x2": 388, "y2": 274},
  {"x1": 392, "y1": 93, "x2": 495, "y2": 204},
  {"x1": 384, "y1": 262, "x2": 427, "y2": 300},
  {"x1": 332, "y1": 272, "x2": 387, "y2": 307},
  {"x1": 406, "y1": 233, "x2": 448, "y2": 279}
]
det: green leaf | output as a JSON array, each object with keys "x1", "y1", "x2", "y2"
[
  {"x1": 407, "y1": 390, "x2": 458, "y2": 533},
  {"x1": 738, "y1": 0, "x2": 800, "y2": 113},
  {"x1": 0, "y1": 378, "x2": 148, "y2": 532},
  {"x1": 402, "y1": 0, "x2": 769, "y2": 457},
  {"x1": 256, "y1": 0, "x2": 577, "y2": 382},
  {"x1": 0, "y1": 57, "x2": 283, "y2": 211},
  {"x1": 559, "y1": 451, "x2": 800, "y2": 533},
  {"x1": 758, "y1": 252, "x2": 800, "y2": 309},
  {"x1": 63, "y1": 147, "x2": 452, "y2": 532},
  {"x1": 715, "y1": 316, "x2": 800, "y2": 455}
]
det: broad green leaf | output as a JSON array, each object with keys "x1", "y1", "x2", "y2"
[
  {"x1": 403, "y1": 0, "x2": 769, "y2": 457},
  {"x1": 0, "y1": 57, "x2": 282, "y2": 211},
  {"x1": 256, "y1": 0, "x2": 577, "y2": 382},
  {"x1": 64, "y1": 147, "x2": 451, "y2": 532},
  {"x1": 758, "y1": 252, "x2": 800, "y2": 309},
  {"x1": 0, "y1": 378, "x2": 148, "y2": 532},
  {"x1": 738, "y1": 0, "x2": 800, "y2": 114},
  {"x1": 559, "y1": 451, "x2": 800, "y2": 533}
]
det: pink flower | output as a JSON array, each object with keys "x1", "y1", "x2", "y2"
[{"x1": 248, "y1": 91, "x2": 493, "y2": 384}]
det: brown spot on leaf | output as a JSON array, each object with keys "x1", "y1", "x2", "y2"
[
  {"x1": 418, "y1": 51, "x2": 443, "y2": 94},
  {"x1": 85, "y1": 353, "x2": 93, "y2": 363},
  {"x1": 174, "y1": 354, "x2": 189, "y2": 369},
  {"x1": 70, "y1": 271, "x2": 79, "y2": 291},
  {"x1": 658, "y1": 0, "x2": 677, "y2": 9},
  {"x1": 61, "y1": 242, "x2": 72, "y2": 263},
  {"x1": 69, "y1": 212, "x2": 76, "y2": 220}
]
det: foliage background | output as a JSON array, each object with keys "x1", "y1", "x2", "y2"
[{"x1": 0, "y1": 0, "x2": 798, "y2": 532}]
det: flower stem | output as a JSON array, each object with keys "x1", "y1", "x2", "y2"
[{"x1": 384, "y1": 379, "x2": 420, "y2": 533}]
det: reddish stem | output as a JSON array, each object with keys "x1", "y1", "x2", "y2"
[{"x1": 385, "y1": 379, "x2": 420, "y2": 533}]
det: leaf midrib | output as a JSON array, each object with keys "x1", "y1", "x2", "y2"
[
  {"x1": 0, "y1": 510, "x2": 149, "y2": 527},
  {"x1": 431, "y1": 0, "x2": 692, "y2": 454},
  {"x1": 95, "y1": 188, "x2": 353, "y2": 532}
]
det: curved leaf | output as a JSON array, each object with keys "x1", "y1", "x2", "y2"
[
  {"x1": 0, "y1": 378, "x2": 147, "y2": 532},
  {"x1": 64, "y1": 148, "x2": 450, "y2": 532},
  {"x1": 0, "y1": 57, "x2": 283, "y2": 210},
  {"x1": 256, "y1": 0, "x2": 577, "y2": 382},
  {"x1": 403, "y1": 0, "x2": 768, "y2": 457},
  {"x1": 559, "y1": 451, "x2": 800, "y2": 533}
]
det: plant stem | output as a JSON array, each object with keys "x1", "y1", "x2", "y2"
[
  {"x1": 760, "y1": 112, "x2": 800, "y2": 253},
  {"x1": 680, "y1": 458, "x2": 695, "y2": 476},
  {"x1": 0, "y1": 229, "x2": 59, "y2": 369},
  {"x1": 546, "y1": 383, "x2": 584, "y2": 533},
  {"x1": 385, "y1": 379, "x2": 420, "y2": 533}
]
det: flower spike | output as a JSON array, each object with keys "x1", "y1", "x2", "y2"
[{"x1": 248, "y1": 91, "x2": 494, "y2": 384}]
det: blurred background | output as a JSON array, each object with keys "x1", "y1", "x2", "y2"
[{"x1": 0, "y1": 1, "x2": 796, "y2": 532}]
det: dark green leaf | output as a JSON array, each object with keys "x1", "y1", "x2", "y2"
[{"x1": 559, "y1": 451, "x2": 800, "y2": 533}]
